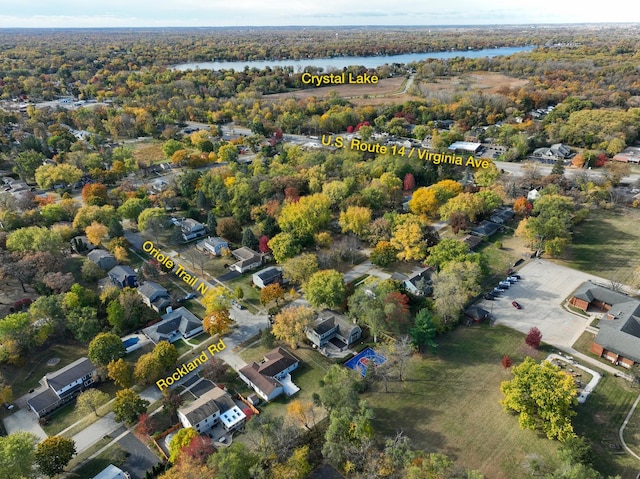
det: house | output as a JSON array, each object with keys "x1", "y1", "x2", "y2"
[
  {"x1": 464, "y1": 306, "x2": 490, "y2": 325},
  {"x1": 70, "y1": 235, "x2": 96, "y2": 254},
  {"x1": 489, "y1": 208, "x2": 514, "y2": 225},
  {"x1": 196, "y1": 236, "x2": 229, "y2": 256},
  {"x1": 532, "y1": 143, "x2": 573, "y2": 161},
  {"x1": 252, "y1": 267, "x2": 283, "y2": 289},
  {"x1": 27, "y1": 357, "x2": 99, "y2": 417},
  {"x1": 238, "y1": 347, "x2": 300, "y2": 402},
  {"x1": 92, "y1": 464, "x2": 131, "y2": 479},
  {"x1": 570, "y1": 281, "x2": 640, "y2": 368},
  {"x1": 108, "y1": 265, "x2": 138, "y2": 288},
  {"x1": 178, "y1": 386, "x2": 246, "y2": 434},
  {"x1": 142, "y1": 306, "x2": 203, "y2": 344},
  {"x1": 306, "y1": 310, "x2": 362, "y2": 350},
  {"x1": 470, "y1": 220, "x2": 501, "y2": 238},
  {"x1": 399, "y1": 268, "x2": 433, "y2": 297},
  {"x1": 87, "y1": 249, "x2": 117, "y2": 270},
  {"x1": 181, "y1": 218, "x2": 207, "y2": 242},
  {"x1": 137, "y1": 281, "x2": 172, "y2": 313},
  {"x1": 448, "y1": 141, "x2": 481, "y2": 154},
  {"x1": 613, "y1": 146, "x2": 640, "y2": 164},
  {"x1": 461, "y1": 234, "x2": 483, "y2": 251},
  {"x1": 230, "y1": 247, "x2": 262, "y2": 273}
]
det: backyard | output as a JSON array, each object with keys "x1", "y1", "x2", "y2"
[
  {"x1": 560, "y1": 208, "x2": 640, "y2": 285},
  {"x1": 361, "y1": 325, "x2": 640, "y2": 478}
]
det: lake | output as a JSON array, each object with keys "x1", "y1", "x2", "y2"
[{"x1": 173, "y1": 46, "x2": 535, "y2": 72}]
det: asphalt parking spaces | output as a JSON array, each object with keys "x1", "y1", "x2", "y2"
[{"x1": 481, "y1": 259, "x2": 601, "y2": 348}]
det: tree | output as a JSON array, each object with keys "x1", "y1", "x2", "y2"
[
  {"x1": 88, "y1": 332, "x2": 125, "y2": 367},
  {"x1": 137, "y1": 207, "x2": 168, "y2": 234},
  {"x1": 282, "y1": 253, "x2": 318, "y2": 285},
  {"x1": 113, "y1": 388, "x2": 149, "y2": 425},
  {"x1": 208, "y1": 442, "x2": 260, "y2": 479},
  {"x1": 34, "y1": 436, "x2": 76, "y2": 478},
  {"x1": 201, "y1": 357, "x2": 232, "y2": 384},
  {"x1": 432, "y1": 261, "x2": 481, "y2": 329},
  {"x1": 286, "y1": 400, "x2": 318, "y2": 431},
  {"x1": 303, "y1": 269, "x2": 345, "y2": 309},
  {"x1": 272, "y1": 305, "x2": 315, "y2": 349},
  {"x1": 42, "y1": 272, "x2": 75, "y2": 293},
  {"x1": 403, "y1": 173, "x2": 416, "y2": 192},
  {"x1": 551, "y1": 159, "x2": 566, "y2": 176},
  {"x1": 134, "y1": 352, "x2": 164, "y2": 384},
  {"x1": 557, "y1": 435, "x2": 593, "y2": 467},
  {"x1": 13, "y1": 150, "x2": 45, "y2": 181},
  {"x1": 162, "y1": 389, "x2": 184, "y2": 423},
  {"x1": 163, "y1": 139, "x2": 184, "y2": 159},
  {"x1": 241, "y1": 227, "x2": 258, "y2": 250},
  {"x1": 277, "y1": 193, "x2": 332, "y2": 241},
  {"x1": 6, "y1": 226, "x2": 64, "y2": 254},
  {"x1": 0, "y1": 431, "x2": 38, "y2": 479},
  {"x1": 137, "y1": 412, "x2": 157, "y2": 436},
  {"x1": 500, "y1": 357, "x2": 577, "y2": 441},
  {"x1": 427, "y1": 238, "x2": 482, "y2": 271},
  {"x1": 203, "y1": 308, "x2": 233, "y2": 336},
  {"x1": 410, "y1": 309, "x2": 438, "y2": 353},
  {"x1": 82, "y1": 183, "x2": 108, "y2": 206},
  {"x1": 216, "y1": 217, "x2": 241, "y2": 242},
  {"x1": 153, "y1": 341, "x2": 179, "y2": 370},
  {"x1": 502, "y1": 355, "x2": 513, "y2": 369},
  {"x1": 260, "y1": 283, "x2": 286, "y2": 306},
  {"x1": 107, "y1": 358, "x2": 133, "y2": 388},
  {"x1": 217, "y1": 143, "x2": 239, "y2": 163},
  {"x1": 180, "y1": 435, "x2": 215, "y2": 465},
  {"x1": 270, "y1": 445, "x2": 312, "y2": 479},
  {"x1": 34, "y1": 163, "x2": 83, "y2": 190},
  {"x1": 269, "y1": 232, "x2": 302, "y2": 263},
  {"x1": 339, "y1": 206, "x2": 372, "y2": 238},
  {"x1": 513, "y1": 197, "x2": 533, "y2": 216},
  {"x1": 117, "y1": 197, "x2": 150, "y2": 222},
  {"x1": 322, "y1": 402, "x2": 374, "y2": 472},
  {"x1": 258, "y1": 234, "x2": 271, "y2": 253},
  {"x1": 318, "y1": 365, "x2": 361, "y2": 414},
  {"x1": 76, "y1": 389, "x2": 110, "y2": 417},
  {"x1": 525, "y1": 327, "x2": 543, "y2": 349},
  {"x1": 390, "y1": 215, "x2": 428, "y2": 261},
  {"x1": 85, "y1": 221, "x2": 109, "y2": 246},
  {"x1": 370, "y1": 241, "x2": 398, "y2": 267},
  {"x1": 169, "y1": 427, "x2": 199, "y2": 463}
]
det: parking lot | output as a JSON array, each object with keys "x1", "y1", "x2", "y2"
[{"x1": 479, "y1": 259, "x2": 602, "y2": 348}]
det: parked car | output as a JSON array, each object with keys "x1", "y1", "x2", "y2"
[
  {"x1": 498, "y1": 281, "x2": 511, "y2": 288},
  {"x1": 494, "y1": 287, "x2": 506, "y2": 293},
  {"x1": 484, "y1": 293, "x2": 495, "y2": 300},
  {"x1": 512, "y1": 301, "x2": 522, "y2": 309},
  {"x1": 510, "y1": 274, "x2": 522, "y2": 280},
  {"x1": 231, "y1": 300, "x2": 246, "y2": 310},
  {"x1": 182, "y1": 292, "x2": 196, "y2": 301},
  {"x1": 506, "y1": 277, "x2": 518, "y2": 283}
]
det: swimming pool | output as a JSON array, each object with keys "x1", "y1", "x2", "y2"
[{"x1": 122, "y1": 337, "x2": 140, "y2": 349}]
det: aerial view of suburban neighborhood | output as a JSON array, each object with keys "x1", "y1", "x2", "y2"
[{"x1": 1, "y1": 2, "x2": 640, "y2": 479}]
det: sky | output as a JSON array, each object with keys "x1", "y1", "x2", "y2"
[{"x1": 0, "y1": 0, "x2": 638, "y2": 28}]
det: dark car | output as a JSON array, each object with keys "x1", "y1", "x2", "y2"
[
  {"x1": 512, "y1": 301, "x2": 522, "y2": 309},
  {"x1": 484, "y1": 293, "x2": 495, "y2": 300}
]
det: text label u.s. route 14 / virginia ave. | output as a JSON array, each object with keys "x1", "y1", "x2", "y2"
[
  {"x1": 142, "y1": 240, "x2": 209, "y2": 295},
  {"x1": 321, "y1": 135, "x2": 492, "y2": 169}
]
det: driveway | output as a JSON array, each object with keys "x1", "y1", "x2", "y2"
[
  {"x1": 2, "y1": 409, "x2": 47, "y2": 441},
  {"x1": 480, "y1": 259, "x2": 602, "y2": 348},
  {"x1": 117, "y1": 431, "x2": 161, "y2": 479}
]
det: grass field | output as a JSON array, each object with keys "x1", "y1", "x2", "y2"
[
  {"x1": 623, "y1": 395, "x2": 640, "y2": 460},
  {"x1": 72, "y1": 443, "x2": 128, "y2": 479},
  {"x1": 362, "y1": 325, "x2": 561, "y2": 478},
  {"x1": 561, "y1": 208, "x2": 640, "y2": 284}
]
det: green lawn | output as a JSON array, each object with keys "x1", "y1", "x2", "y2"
[
  {"x1": 363, "y1": 325, "x2": 561, "y2": 478},
  {"x1": 172, "y1": 339, "x2": 191, "y2": 356},
  {"x1": 71, "y1": 443, "x2": 128, "y2": 479},
  {"x1": 573, "y1": 375, "x2": 640, "y2": 478},
  {"x1": 560, "y1": 208, "x2": 640, "y2": 284},
  {"x1": 623, "y1": 394, "x2": 640, "y2": 460}
]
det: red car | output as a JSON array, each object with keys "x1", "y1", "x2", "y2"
[{"x1": 512, "y1": 301, "x2": 522, "y2": 309}]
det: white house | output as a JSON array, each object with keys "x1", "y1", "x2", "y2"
[
  {"x1": 238, "y1": 347, "x2": 300, "y2": 402},
  {"x1": 306, "y1": 311, "x2": 362, "y2": 350},
  {"x1": 230, "y1": 247, "x2": 262, "y2": 273},
  {"x1": 142, "y1": 306, "x2": 203, "y2": 344},
  {"x1": 181, "y1": 218, "x2": 207, "y2": 242},
  {"x1": 178, "y1": 386, "x2": 246, "y2": 434},
  {"x1": 252, "y1": 267, "x2": 283, "y2": 289},
  {"x1": 196, "y1": 236, "x2": 229, "y2": 256}
]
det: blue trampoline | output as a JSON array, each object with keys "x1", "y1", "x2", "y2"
[
  {"x1": 122, "y1": 337, "x2": 139, "y2": 349},
  {"x1": 344, "y1": 347, "x2": 387, "y2": 377}
]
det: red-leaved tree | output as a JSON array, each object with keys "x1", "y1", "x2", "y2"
[
  {"x1": 179, "y1": 435, "x2": 215, "y2": 464},
  {"x1": 258, "y1": 235, "x2": 271, "y2": 253},
  {"x1": 501, "y1": 355, "x2": 512, "y2": 369},
  {"x1": 403, "y1": 173, "x2": 416, "y2": 192},
  {"x1": 525, "y1": 327, "x2": 542, "y2": 349},
  {"x1": 137, "y1": 413, "x2": 156, "y2": 436}
]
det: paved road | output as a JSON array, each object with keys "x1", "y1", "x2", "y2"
[{"x1": 496, "y1": 160, "x2": 640, "y2": 184}]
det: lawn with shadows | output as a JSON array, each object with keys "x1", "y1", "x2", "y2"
[
  {"x1": 363, "y1": 325, "x2": 561, "y2": 478},
  {"x1": 560, "y1": 208, "x2": 640, "y2": 284}
]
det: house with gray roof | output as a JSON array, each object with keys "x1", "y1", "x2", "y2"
[
  {"x1": 252, "y1": 266, "x2": 283, "y2": 289},
  {"x1": 196, "y1": 236, "x2": 229, "y2": 256},
  {"x1": 470, "y1": 220, "x2": 501, "y2": 238},
  {"x1": 238, "y1": 347, "x2": 300, "y2": 401},
  {"x1": 181, "y1": 218, "x2": 207, "y2": 242},
  {"x1": 142, "y1": 306, "x2": 202, "y2": 344},
  {"x1": 88, "y1": 249, "x2": 117, "y2": 270},
  {"x1": 137, "y1": 281, "x2": 172, "y2": 313},
  {"x1": 570, "y1": 281, "x2": 640, "y2": 368},
  {"x1": 27, "y1": 357, "x2": 99, "y2": 417},
  {"x1": 306, "y1": 310, "x2": 362, "y2": 351},
  {"x1": 230, "y1": 247, "x2": 262, "y2": 273},
  {"x1": 178, "y1": 386, "x2": 246, "y2": 433},
  {"x1": 108, "y1": 265, "x2": 138, "y2": 288}
]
